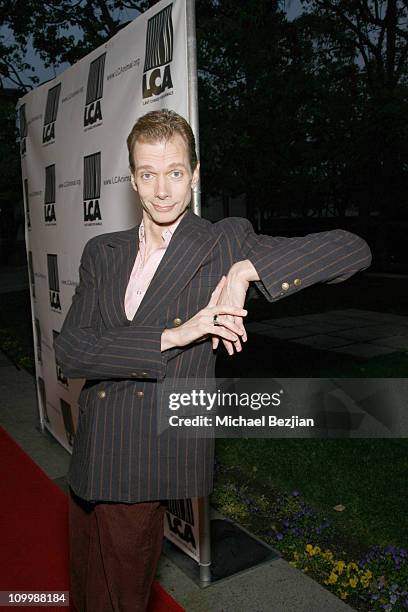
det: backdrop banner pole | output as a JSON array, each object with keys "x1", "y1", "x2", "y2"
[{"x1": 187, "y1": 0, "x2": 212, "y2": 584}]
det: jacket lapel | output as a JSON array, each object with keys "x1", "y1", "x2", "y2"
[{"x1": 100, "y1": 226, "x2": 139, "y2": 327}]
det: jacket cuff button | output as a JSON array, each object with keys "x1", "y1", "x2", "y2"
[
  {"x1": 173, "y1": 317, "x2": 182, "y2": 327},
  {"x1": 281, "y1": 282, "x2": 290, "y2": 291}
]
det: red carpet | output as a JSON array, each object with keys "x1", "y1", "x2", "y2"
[{"x1": 0, "y1": 426, "x2": 184, "y2": 611}]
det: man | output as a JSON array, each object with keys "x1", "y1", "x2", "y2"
[{"x1": 54, "y1": 109, "x2": 371, "y2": 611}]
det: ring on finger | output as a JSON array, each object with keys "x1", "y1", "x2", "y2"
[{"x1": 213, "y1": 314, "x2": 222, "y2": 326}]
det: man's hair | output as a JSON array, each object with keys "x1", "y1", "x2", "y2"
[{"x1": 127, "y1": 109, "x2": 198, "y2": 174}]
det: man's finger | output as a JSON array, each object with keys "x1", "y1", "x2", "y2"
[
  {"x1": 211, "y1": 305, "x2": 248, "y2": 317},
  {"x1": 222, "y1": 338, "x2": 237, "y2": 355},
  {"x1": 234, "y1": 316, "x2": 247, "y2": 342},
  {"x1": 208, "y1": 276, "x2": 226, "y2": 307}
]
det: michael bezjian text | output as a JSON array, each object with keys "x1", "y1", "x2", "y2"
[{"x1": 168, "y1": 414, "x2": 315, "y2": 429}]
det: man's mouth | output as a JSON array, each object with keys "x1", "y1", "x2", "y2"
[{"x1": 152, "y1": 203, "x2": 176, "y2": 212}]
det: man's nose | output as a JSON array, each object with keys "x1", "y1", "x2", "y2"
[{"x1": 155, "y1": 174, "x2": 170, "y2": 199}]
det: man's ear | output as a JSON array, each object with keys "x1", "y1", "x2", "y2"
[
  {"x1": 130, "y1": 171, "x2": 137, "y2": 192},
  {"x1": 191, "y1": 161, "x2": 200, "y2": 191}
]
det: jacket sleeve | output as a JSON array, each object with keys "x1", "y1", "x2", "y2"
[
  {"x1": 53, "y1": 238, "x2": 168, "y2": 381},
  {"x1": 233, "y1": 219, "x2": 372, "y2": 302}
]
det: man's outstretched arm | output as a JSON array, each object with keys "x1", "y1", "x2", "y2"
[{"x1": 213, "y1": 218, "x2": 372, "y2": 353}]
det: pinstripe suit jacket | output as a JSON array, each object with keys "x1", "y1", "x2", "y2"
[{"x1": 54, "y1": 209, "x2": 371, "y2": 503}]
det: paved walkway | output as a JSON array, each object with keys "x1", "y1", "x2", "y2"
[{"x1": 247, "y1": 308, "x2": 408, "y2": 359}]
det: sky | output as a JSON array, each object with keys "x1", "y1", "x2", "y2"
[{"x1": 2, "y1": 0, "x2": 303, "y2": 90}]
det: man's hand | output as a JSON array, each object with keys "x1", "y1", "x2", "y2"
[
  {"x1": 212, "y1": 260, "x2": 260, "y2": 355},
  {"x1": 161, "y1": 276, "x2": 247, "y2": 351}
]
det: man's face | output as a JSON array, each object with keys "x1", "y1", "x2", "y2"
[{"x1": 130, "y1": 133, "x2": 199, "y2": 226}]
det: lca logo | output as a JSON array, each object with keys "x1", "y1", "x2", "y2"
[
  {"x1": 43, "y1": 83, "x2": 61, "y2": 144},
  {"x1": 44, "y1": 165, "x2": 56, "y2": 224},
  {"x1": 19, "y1": 104, "x2": 27, "y2": 155},
  {"x1": 47, "y1": 254, "x2": 61, "y2": 311},
  {"x1": 166, "y1": 499, "x2": 196, "y2": 549},
  {"x1": 143, "y1": 4, "x2": 174, "y2": 100},
  {"x1": 83, "y1": 152, "x2": 102, "y2": 224},
  {"x1": 84, "y1": 53, "x2": 106, "y2": 128}
]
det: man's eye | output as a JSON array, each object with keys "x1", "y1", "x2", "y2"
[
  {"x1": 141, "y1": 173, "x2": 153, "y2": 180},
  {"x1": 171, "y1": 170, "x2": 183, "y2": 178}
]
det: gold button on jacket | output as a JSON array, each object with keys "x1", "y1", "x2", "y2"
[
  {"x1": 173, "y1": 317, "x2": 182, "y2": 327},
  {"x1": 135, "y1": 390, "x2": 144, "y2": 399},
  {"x1": 281, "y1": 282, "x2": 290, "y2": 291},
  {"x1": 294, "y1": 278, "x2": 301, "y2": 286},
  {"x1": 97, "y1": 390, "x2": 106, "y2": 399}
]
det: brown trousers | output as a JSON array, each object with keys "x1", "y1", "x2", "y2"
[{"x1": 68, "y1": 487, "x2": 167, "y2": 612}]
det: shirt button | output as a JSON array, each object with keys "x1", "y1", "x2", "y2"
[
  {"x1": 294, "y1": 278, "x2": 302, "y2": 287},
  {"x1": 97, "y1": 390, "x2": 106, "y2": 399},
  {"x1": 135, "y1": 390, "x2": 144, "y2": 399},
  {"x1": 281, "y1": 282, "x2": 290, "y2": 291},
  {"x1": 141, "y1": 371, "x2": 148, "y2": 377},
  {"x1": 173, "y1": 317, "x2": 182, "y2": 327}
]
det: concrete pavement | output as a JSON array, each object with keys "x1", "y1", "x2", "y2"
[{"x1": 246, "y1": 308, "x2": 408, "y2": 359}]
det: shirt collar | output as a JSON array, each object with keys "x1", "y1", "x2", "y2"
[{"x1": 139, "y1": 214, "x2": 184, "y2": 247}]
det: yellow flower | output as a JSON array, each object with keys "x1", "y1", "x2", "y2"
[
  {"x1": 339, "y1": 591, "x2": 348, "y2": 600},
  {"x1": 349, "y1": 577, "x2": 358, "y2": 588},
  {"x1": 305, "y1": 544, "x2": 314, "y2": 555},
  {"x1": 364, "y1": 569, "x2": 372, "y2": 578},
  {"x1": 327, "y1": 572, "x2": 338, "y2": 584},
  {"x1": 334, "y1": 560, "x2": 345, "y2": 574},
  {"x1": 347, "y1": 562, "x2": 358, "y2": 572}
]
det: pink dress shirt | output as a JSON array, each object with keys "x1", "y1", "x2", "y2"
[{"x1": 124, "y1": 216, "x2": 182, "y2": 321}]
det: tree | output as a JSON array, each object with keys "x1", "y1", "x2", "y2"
[
  {"x1": 0, "y1": 0, "x2": 151, "y2": 90},
  {"x1": 301, "y1": 0, "x2": 408, "y2": 222},
  {"x1": 196, "y1": 0, "x2": 294, "y2": 223}
]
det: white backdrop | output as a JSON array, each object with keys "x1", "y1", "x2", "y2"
[{"x1": 17, "y1": 0, "x2": 202, "y2": 562}]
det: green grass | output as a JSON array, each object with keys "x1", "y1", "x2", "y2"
[{"x1": 215, "y1": 438, "x2": 408, "y2": 550}]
